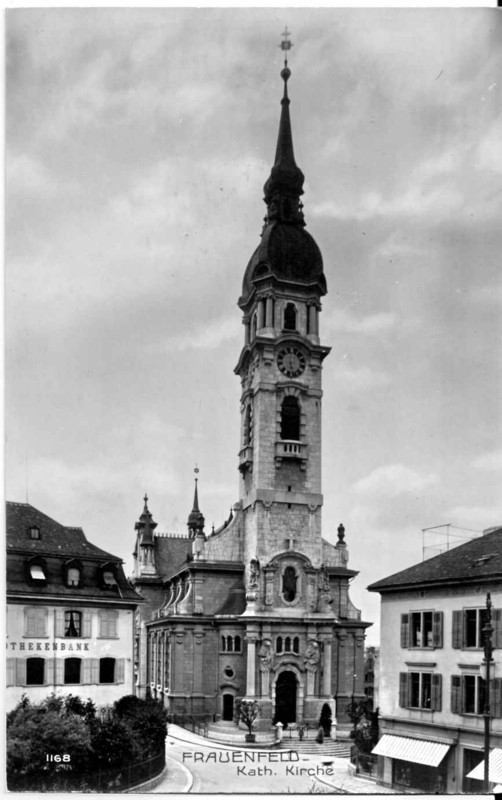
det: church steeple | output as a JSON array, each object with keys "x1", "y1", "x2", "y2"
[
  {"x1": 263, "y1": 30, "x2": 305, "y2": 225},
  {"x1": 134, "y1": 494, "x2": 158, "y2": 577}
]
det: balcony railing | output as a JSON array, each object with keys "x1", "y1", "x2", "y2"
[{"x1": 275, "y1": 440, "x2": 308, "y2": 470}]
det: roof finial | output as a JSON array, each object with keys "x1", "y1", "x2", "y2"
[{"x1": 279, "y1": 27, "x2": 292, "y2": 98}]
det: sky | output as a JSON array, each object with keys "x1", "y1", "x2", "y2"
[{"x1": 5, "y1": 7, "x2": 502, "y2": 645}]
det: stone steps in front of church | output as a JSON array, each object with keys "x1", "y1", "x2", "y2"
[{"x1": 279, "y1": 738, "x2": 352, "y2": 758}]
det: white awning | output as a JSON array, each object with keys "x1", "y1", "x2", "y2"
[
  {"x1": 372, "y1": 734, "x2": 451, "y2": 767},
  {"x1": 467, "y1": 749, "x2": 502, "y2": 783}
]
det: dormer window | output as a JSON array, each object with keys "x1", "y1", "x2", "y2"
[
  {"x1": 63, "y1": 559, "x2": 83, "y2": 588},
  {"x1": 26, "y1": 557, "x2": 48, "y2": 585},
  {"x1": 101, "y1": 563, "x2": 118, "y2": 588},
  {"x1": 28, "y1": 525, "x2": 40, "y2": 540}
]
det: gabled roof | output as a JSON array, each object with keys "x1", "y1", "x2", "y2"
[{"x1": 368, "y1": 527, "x2": 502, "y2": 593}]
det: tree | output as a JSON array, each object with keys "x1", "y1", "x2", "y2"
[
  {"x1": 235, "y1": 699, "x2": 259, "y2": 734},
  {"x1": 318, "y1": 703, "x2": 332, "y2": 736},
  {"x1": 345, "y1": 700, "x2": 379, "y2": 755}
]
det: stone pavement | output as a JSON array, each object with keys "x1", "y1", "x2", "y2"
[{"x1": 143, "y1": 724, "x2": 397, "y2": 794}]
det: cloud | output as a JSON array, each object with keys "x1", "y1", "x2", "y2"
[
  {"x1": 472, "y1": 449, "x2": 502, "y2": 471},
  {"x1": 353, "y1": 464, "x2": 438, "y2": 497},
  {"x1": 151, "y1": 315, "x2": 238, "y2": 353},
  {"x1": 325, "y1": 309, "x2": 396, "y2": 335},
  {"x1": 7, "y1": 153, "x2": 60, "y2": 198},
  {"x1": 476, "y1": 114, "x2": 502, "y2": 174},
  {"x1": 446, "y1": 505, "x2": 502, "y2": 530},
  {"x1": 331, "y1": 362, "x2": 391, "y2": 392}
]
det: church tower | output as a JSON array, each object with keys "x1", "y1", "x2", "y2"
[
  {"x1": 134, "y1": 34, "x2": 370, "y2": 732},
  {"x1": 235, "y1": 40, "x2": 330, "y2": 591}
]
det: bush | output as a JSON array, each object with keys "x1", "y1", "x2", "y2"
[{"x1": 6, "y1": 693, "x2": 167, "y2": 792}]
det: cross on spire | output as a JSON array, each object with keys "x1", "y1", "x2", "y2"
[{"x1": 280, "y1": 27, "x2": 293, "y2": 67}]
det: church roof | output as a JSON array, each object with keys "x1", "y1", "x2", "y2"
[
  {"x1": 154, "y1": 535, "x2": 193, "y2": 577},
  {"x1": 368, "y1": 527, "x2": 502, "y2": 593}
]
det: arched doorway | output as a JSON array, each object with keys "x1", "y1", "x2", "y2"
[
  {"x1": 222, "y1": 693, "x2": 234, "y2": 721},
  {"x1": 275, "y1": 670, "x2": 297, "y2": 724}
]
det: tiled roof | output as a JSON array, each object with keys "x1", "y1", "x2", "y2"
[
  {"x1": 6, "y1": 502, "x2": 142, "y2": 603},
  {"x1": 368, "y1": 527, "x2": 502, "y2": 593},
  {"x1": 154, "y1": 535, "x2": 193, "y2": 577},
  {"x1": 7, "y1": 502, "x2": 118, "y2": 560}
]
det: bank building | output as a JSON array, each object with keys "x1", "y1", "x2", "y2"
[{"x1": 132, "y1": 38, "x2": 371, "y2": 732}]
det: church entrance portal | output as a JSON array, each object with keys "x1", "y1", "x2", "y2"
[
  {"x1": 222, "y1": 694, "x2": 234, "y2": 721},
  {"x1": 275, "y1": 671, "x2": 297, "y2": 724}
]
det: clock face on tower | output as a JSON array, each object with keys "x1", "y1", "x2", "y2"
[{"x1": 277, "y1": 347, "x2": 306, "y2": 378}]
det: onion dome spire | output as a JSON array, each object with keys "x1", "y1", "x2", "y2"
[
  {"x1": 135, "y1": 493, "x2": 157, "y2": 545},
  {"x1": 263, "y1": 28, "x2": 305, "y2": 226},
  {"x1": 187, "y1": 467, "x2": 205, "y2": 539}
]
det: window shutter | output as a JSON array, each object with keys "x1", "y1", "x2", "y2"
[
  {"x1": 7, "y1": 658, "x2": 15, "y2": 686},
  {"x1": 82, "y1": 611, "x2": 92, "y2": 638},
  {"x1": 432, "y1": 674, "x2": 442, "y2": 711},
  {"x1": 55, "y1": 659, "x2": 64, "y2": 685},
  {"x1": 98, "y1": 610, "x2": 105, "y2": 637},
  {"x1": 490, "y1": 678, "x2": 502, "y2": 719},
  {"x1": 452, "y1": 610, "x2": 462, "y2": 649},
  {"x1": 37, "y1": 608, "x2": 48, "y2": 637},
  {"x1": 45, "y1": 658, "x2": 55, "y2": 686},
  {"x1": 451, "y1": 675, "x2": 461, "y2": 714},
  {"x1": 91, "y1": 659, "x2": 99, "y2": 684},
  {"x1": 110, "y1": 610, "x2": 118, "y2": 637},
  {"x1": 399, "y1": 672, "x2": 408, "y2": 707},
  {"x1": 493, "y1": 609, "x2": 502, "y2": 649},
  {"x1": 400, "y1": 614, "x2": 409, "y2": 648},
  {"x1": 25, "y1": 607, "x2": 36, "y2": 637},
  {"x1": 55, "y1": 609, "x2": 65, "y2": 638},
  {"x1": 16, "y1": 659, "x2": 26, "y2": 685},
  {"x1": 116, "y1": 659, "x2": 124, "y2": 684},
  {"x1": 82, "y1": 659, "x2": 93, "y2": 684},
  {"x1": 432, "y1": 612, "x2": 443, "y2": 648}
]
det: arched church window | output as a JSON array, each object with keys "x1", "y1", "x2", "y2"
[
  {"x1": 284, "y1": 303, "x2": 297, "y2": 331},
  {"x1": 293, "y1": 636, "x2": 300, "y2": 654},
  {"x1": 243, "y1": 404, "x2": 253, "y2": 446},
  {"x1": 281, "y1": 396, "x2": 300, "y2": 441},
  {"x1": 285, "y1": 636, "x2": 291, "y2": 652},
  {"x1": 227, "y1": 636, "x2": 233, "y2": 652},
  {"x1": 282, "y1": 567, "x2": 297, "y2": 603},
  {"x1": 221, "y1": 636, "x2": 226, "y2": 651},
  {"x1": 276, "y1": 636, "x2": 283, "y2": 653},
  {"x1": 234, "y1": 635, "x2": 241, "y2": 652}
]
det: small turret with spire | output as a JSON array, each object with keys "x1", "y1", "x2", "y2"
[
  {"x1": 187, "y1": 467, "x2": 205, "y2": 540},
  {"x1": 134, "y1": 494, "x2": 158, "y2": 577}
]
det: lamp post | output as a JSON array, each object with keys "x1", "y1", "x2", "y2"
[{"x1": 481, "y1": 592, "x2": 494, "y2": 794}]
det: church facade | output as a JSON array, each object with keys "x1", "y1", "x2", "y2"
[{"x1": 131, "y1": 52, "x2": 370, "y2": 730}]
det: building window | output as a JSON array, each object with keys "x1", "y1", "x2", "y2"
[
  {"x1": 283, "y1": 303, "x2": 297, "y2": 331},
  {"x1": 234, "y1": 635, "x2": 241, "y2": 652},
  {"x1": 26, "y1": 657, "x2": 45, "y2": 685},
  {"x1": 293, "y1": 636, "x2": 299, "y2": 654},
  {"x1": 401, "y1": 611, "x2": 443, "y2": 648},
  {"x1": 65, "y1": 611, "x2": 82, "y2": 637},
  {"x1": 99, "y1": 610, "x2": 118, "y2": 638},
  {"x1": 276, "y1": 636, "x2": 283, "y2": 653},
  {"x1": 282, "y1": 566, "x2": 297, "y2": 603},
  {"x1": 243, "y1": 404, "x2": 253, "y2": 446},
  {"x1": 224, "y1": 666, "x2": 235, "y2": 679},
  {"x1": 101, "y1": 567, "x2": 118, "y2": 588},
  {"x1": 281, "y1": 397, "x2": 300, "y2": 441},
  {"x1": 450, "y1": 674, "x2": 497, "y2": 715},
  {"x1": 99, "y1": 657, "x2": 116, "y2": 684},
  {"x1": 24, "y1": 607, "x2": 48, "y2": 637},
  {"x1": 28, "y1": 526, "x2": 40, "y2": 540},
  {"x1": 64, "y1": 658, "x2": 81, "y2": 684},
  {"x1": 221, "y1": 636, "x2": 226, "y2": 651},
  {"x1": 399, "y1": 672, "x2": 442, "y2": 710},
  {"x1": 67, "y1": 567, "x2": 80, "y2": 587}
]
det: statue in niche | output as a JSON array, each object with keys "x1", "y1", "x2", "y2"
[
  {"x1": 248, "y1": 558, "x2": 260, "y2": 589},
  {"x1": 304, "y1": 640, "x2": 320, "y2": 673},
  {"x1": 319, "y1": 564, "x2": 333, "y2": 606},
  {"x1": 258, "y1": 639, "x2": 273, "y2": 672}
]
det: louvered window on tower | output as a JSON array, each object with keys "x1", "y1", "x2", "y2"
[
  {"x1": 281, "y1": 397, "x2": 300, "y2": 440},
  {"x1": 284, "y1": 303, "x2": 297, "y2": 331}
]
